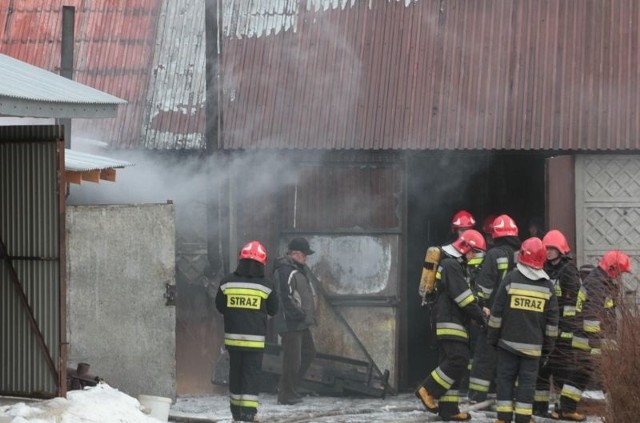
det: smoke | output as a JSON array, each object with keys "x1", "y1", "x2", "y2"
[{"x1": 66, "y1": 139, "x2": 301, "y2": 208}]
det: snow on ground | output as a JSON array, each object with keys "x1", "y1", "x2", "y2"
[
  {"x1": 0, "y1": 384, "x2": 606, "y2": 423},
  {"x1": 0, "y1": 383, "x2": 159, "y2": 423},
  {"x1": 172, "y1": 391, "x2": 606, "y2": 422}
]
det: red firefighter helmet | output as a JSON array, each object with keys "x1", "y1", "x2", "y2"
[
  {"x1": 542, "y1": 229, "x2": 571, "y2": 255},
  {"x1": 452, "y1": 229, "x2": 487, "y2": 254},
  {"x1": 451, "y1": 210, "x2": 476, "y2": 232},
  {"x1": 518, "y1": 237, "x2": 546, "y2": 270},
  {"x1": 482, "y1": 214, "x2": 498, "y2": 236},
  {"x1": 599, "y1": 250, "x2": 631, "y2": 279},
  {"x1": 492, "y1": 214, "x2": 519, "y2": 238},
  {"x1": 239, "y1": 241, "x2": 267, "y2": 265}
]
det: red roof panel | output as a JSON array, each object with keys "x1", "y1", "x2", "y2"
[{"x1": 0, "y1": 0, "x2": 161, "y2": 148}]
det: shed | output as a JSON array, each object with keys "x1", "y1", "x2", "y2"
[{"x1": 0, "y1": 53, "x2": 126, "y2": 398}]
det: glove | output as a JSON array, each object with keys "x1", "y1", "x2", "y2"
[
  {"x1": 474, "y1": 314, "x2": 488, "y2": 332},
  {"x1": 480, "y1": 315, "x2": 489, "y2": 331}
]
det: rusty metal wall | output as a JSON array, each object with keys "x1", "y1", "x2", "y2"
[
  {"x1": 222, "y1": 0, "x2": 640, "y2": 151},
  {"x1": 175, "y1": 194, "x2": 223, "y2": 395},
  {"x1": 547, "y1": 155, "x2": 576, "y2": 250},
  {"x1": 0, "y1": 126, "x2": 63, "y2": 397}
]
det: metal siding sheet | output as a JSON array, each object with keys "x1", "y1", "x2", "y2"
[
  {"x1": 64, "y1": 148, "x2": 134, "y2": 171},
  {"x1": 0, "y1": 132, "x2": 60, "y2": 396},
  {"x1": 0, "y1": 54, "x2": 125, "y2": 105},
  {"x1": 220, "y1": 0, "x2": 640, "y2": 151},
  {"x1": 143, "y1": 0, "x2": 206, "y2": 149}
]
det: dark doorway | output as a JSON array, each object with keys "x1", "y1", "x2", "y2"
[{"x1": 403, "y1": 151, "x2": 547, "y2": 389}]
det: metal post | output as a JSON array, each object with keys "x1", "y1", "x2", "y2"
[{"x1": 60, "y1": 6, "x2": 75, "y2": 149}]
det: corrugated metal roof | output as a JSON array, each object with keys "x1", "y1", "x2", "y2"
[
  {"x1": 142, "y1": 0, "x2": 207, "y2": 149},
  {"x1": 65, "y1": 149, "x2": 134, "y2": 172},
  {"x1": 220, "y1": 0, "x2": 640, "y2": 151},
  {"x1": 0, "y1": 0, "x2": 163, "y2": 147},
  {"x1": 0, "y1": 53, "x2": 125, "y2": 118},
  {"x1": 221, "y1": 0, "x2": 417, "y2": 39},
  {"x1": 3, "y1": 0, "x2": 639, "y2": 151}
]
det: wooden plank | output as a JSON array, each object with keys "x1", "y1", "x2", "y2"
[
  {"x1": 100, "y1": 168, "x2": 116, "y2": 182},
  {"x1": 81, "y1": 170, "x2": 101, "y2": 183},
  {"x1": 65, "y1": 171, "x2": 83, "y2": 185}
]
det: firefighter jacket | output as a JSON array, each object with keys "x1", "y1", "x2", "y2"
[
  {"x1": 544, "y1": 257, "x2": 581, "y2": 340},
  {"x1": 273, "y1": 255, "x2": 318, "y2": 334},
  {"x1": 487, "y1": 266, "x2": 559, "y2": 357},
  {"x1": 571, "y1": 266, "x2": 618, "y2": 354},
  {"x1": 434, "y1": 252, "x2": 486, "y2": 343},
  {"x1": 474, "y1": 236, "x2": 520, "y2": 308},
  {"x1": 215, "y1": 272, "x2": 279, "y2": 351},
  {"x1": 466, "y1": 255, "x2": 485, "y2": 287}
]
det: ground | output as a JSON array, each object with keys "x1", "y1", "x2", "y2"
[
  {"x1": 171, "y1": 391, "x2": 606, "y2": 423},
  {"x1": 0, "y1": 384, "x2": 606, "y2": 423}
]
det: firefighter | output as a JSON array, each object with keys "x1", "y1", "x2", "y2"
[
  {"x1": 487, "y1": 237, "x2": 559, "y2": 423},
  {"x1": 414, "y1": 229, "x2": 489, "y2": 422},
  {"x1": 553, "y1": 250, "x2": 632, "y2": 421},
  {"x1": 451, "y1": 210, "x2": 476, "y2": 238},
  {"x1": 468, "y1": 214, "x2": 521, "y2": 403},
  {"x1": 458, "y1": 215, "x2": 494, "y2": 395},
  {"x1": 481, "y1": 214, "x2": 498, "y2": 249},
  {"x1": 532, "y1": 230, "x2": 581, "y2": 418},
  {"x1": 215, "y1": 241, "x2": 279, "y2": 423}
]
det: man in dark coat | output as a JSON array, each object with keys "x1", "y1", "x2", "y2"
[{"x1": 273, "y1": 237, "x2": 318, "y2": 405}]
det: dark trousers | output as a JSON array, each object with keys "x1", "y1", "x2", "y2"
[
  {"x1": 557, "y1": 350, "x2": 592, "y2": 412},
  {"x1": 278, "y1": 328, "x2": 316, "y2": 401},
  {"x1": 496, "y1": 348, "x2": 539, "y2": 423},
  {"x1": 419, "y1": 339, "x2": 470, "y2": 419},
  {"x1": 468, "y1": 328, "x2": 497, "y2": 401},
  {"x1": 534, "y1": 339, "x2": 574, "y2": 414},
  {"x1": 228, "y1": 349, "x2": 263, "y2": 421},
  {"x1": 458, "y1": 323, "x2": 480, "y2": 394}
]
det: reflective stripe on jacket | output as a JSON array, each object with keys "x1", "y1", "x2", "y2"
[
  {"x1": 434, "y1": 255, "x2": 485, "y2": 342},
  {"x1": 487, "y1": 269, "x2": 559, "y2": 357},
  {"x1": 475, "y1": 238, "x2": 519, "y2": 307},
  {"x1": 215, "y1": 274, "x2": 278, "y2": 350},
  {"x1": 544, "y1": 257, "x2": 581, "y2": 337},
  {"x1": 573, "y1": 266, "x2": 618, "y2": 352}
]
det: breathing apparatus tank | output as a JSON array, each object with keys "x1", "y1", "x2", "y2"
[{"x1": 419, "y1": 246, "x2": 441, "y2": 305}]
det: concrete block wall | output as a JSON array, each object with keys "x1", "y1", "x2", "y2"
[{"x1": 66, "y1": 203, "x2": 176, "y2": 399}]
